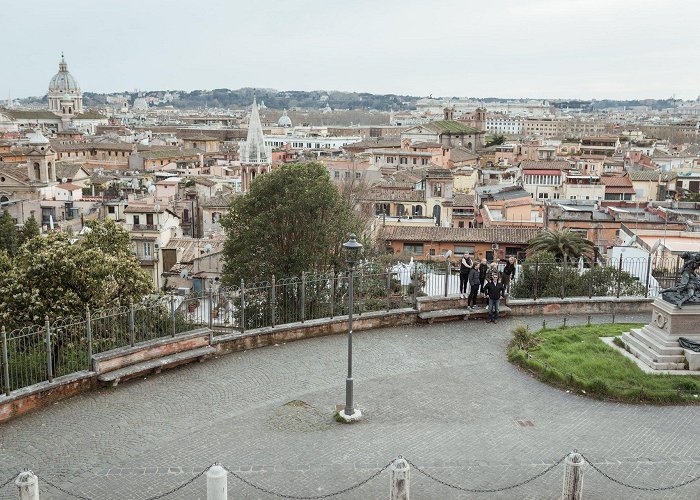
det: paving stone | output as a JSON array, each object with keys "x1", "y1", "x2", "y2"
[{"x1": 0, "y1": 314, "x2": 698, "y2": 499}]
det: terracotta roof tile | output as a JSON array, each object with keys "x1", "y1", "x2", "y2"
[{"x1": 382, "y1": 226, "x2": 539, "y2": 244}]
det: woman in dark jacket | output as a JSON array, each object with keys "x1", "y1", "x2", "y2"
[
  {"x1": 459, "y1": 253, "x2": 473, "y2": 297},
  {"x1": 478, "y1": 259, "x2": 488, "y2": 305}
]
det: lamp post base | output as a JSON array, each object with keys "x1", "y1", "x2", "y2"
[{"x1": 337, "y1": 408, "x2": 362, "y2": 423}]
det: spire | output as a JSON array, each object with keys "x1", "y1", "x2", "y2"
[
  {"x1": 59, "y1": 52, "x2": 67, "y2": 72},
  {"x1": 240, "y1": 95, "x2": 271, "y2": 165}
]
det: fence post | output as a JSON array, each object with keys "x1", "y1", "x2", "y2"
[
  {"x1": 271, "y1": 275, "x2": 277, "y2": 328},
  {"x1": 560, "y1": 259, "x2": 566, "y2": 299},
  {"x1": 644, "y1": 252, "x2": 652, "y2": 298},
  {"x1": 390, "y1": 457, "x2": 410, "y2": 500},
  {"x1": 170, "y1": 292, "x2": 176, "y2": 337},
  {"x1": 240, "y1": 279, "x2": 246, "y2": 333},
  {"x1": 386, "y1": 270, "x2": 392, "y2": 312},
  {"x1": 208, "y1": 287, "x2": 213, "y2": 330},
  {"x1": 85, "y1": 307, "x2": 93, "y2": 372},
  {"x1": 588, "y1": 258, "x2": 594, "y2": 298},
  {"x1": 129, "y1": 301, "x2": 136, "y2": 347},
  {"x1": 561, "y1": 451, "x2": 584, "y2": 500},
  {"x1": 330, "y1": 273, "x2": 336, "y2": 319},
  {"x1": 616, "y1": 254, "x2": 623, "y2": 298},
  {"x1": 300, "y1": 271, "x2": 306, "y2": 323},
  {"x1": 2, "y1": 326, "x2": 9, "y2": 396},
  {"x1": 206, "y1": 464, "x2": 227, "y2": 500},
  {"x1": 533, "y1": 257, "x2": 539, "y2": 301},
  {"x1": 15, "y1": 470, "x2": 40, "y2": 500},
  {"x1": 357, "y1": 268, "x2": 363, "y2": 316},
  {"x1": 45, "y1": 316, "x2": 53, "y2": 383},
  {"x1": 444, "y1": 260, "x2": 450, "y2": 297}
]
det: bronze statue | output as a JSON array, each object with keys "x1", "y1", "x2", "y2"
[{"x1": 661, "y1": 252, "x2": 700, "y2": 308}]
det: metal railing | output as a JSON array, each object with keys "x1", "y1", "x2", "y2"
[{"x1": 0, "y1": 257, "x2": 680, "y2": 397}]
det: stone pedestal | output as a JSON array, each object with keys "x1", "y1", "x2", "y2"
[{"x1": 621, "y1": 299, "x2": 700, "y2": 371}]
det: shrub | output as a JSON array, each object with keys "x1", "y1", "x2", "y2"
[{"x1": 511, "y1": 323, "x2": 538, "y2": 350}]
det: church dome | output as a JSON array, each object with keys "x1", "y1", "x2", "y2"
[
  {"x1": 27, "y1": 129, "x2": 50, "y2": 146},
  {"x1": 48, "y1": 54, "x2": 80, "y2": 94},
  {"x1": 277, "y1": 109, "x2": 292, "y2": 127}
]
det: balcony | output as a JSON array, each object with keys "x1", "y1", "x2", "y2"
[{"x1": 132, "y1": 224, "x2": 159, "y2": 232}]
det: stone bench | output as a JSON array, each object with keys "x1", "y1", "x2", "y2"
[
  {"x1": 419, "y1": 306, "x2": 510, "y2": 323},
  {"x1": 92, "y1": 328, "x2": 214, "y2": 387},
  {"x1": 98, "y1": 346, "x2": 216, "y2": 386}
]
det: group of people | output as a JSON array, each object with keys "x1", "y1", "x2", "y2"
[{"x1": 459, "y1": 254, "x2": 516, "y2": 323}]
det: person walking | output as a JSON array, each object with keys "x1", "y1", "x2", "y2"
[
  {"x1": 502, "y1": 256, "x2": 516, "y2": 291},
  {"x1": 459, "y1": 252, "x2": 473, "y2": 298},
  {"x1": 483, "y1": 274, "x2": 506, "y2": 323},
  {"x1": 467, "y1": 264, "x2": 481, "y2": 309}
]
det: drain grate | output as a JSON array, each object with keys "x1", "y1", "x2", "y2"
[{"x1": 516, "y1": 419, "x2": 535, "y2": 427}]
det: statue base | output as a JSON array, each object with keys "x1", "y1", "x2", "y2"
[{"x1": 620, "y1": 299, "x2": 700, "y2": 371}]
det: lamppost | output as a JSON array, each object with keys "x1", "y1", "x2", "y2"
[{"x1": 340, "y1": 233, "x2": 363, "y2": 422}]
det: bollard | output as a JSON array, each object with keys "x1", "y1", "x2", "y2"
[
  {"x1": 389, "y1": 457, "x2": 410, "y2": 500},
  {"x1": 561, "y1": 451, "x2": 584, "y2": 500},
  {"x1": 206, "y1": 464, "x2": 227, "y2": 500},
  {"x1": 15, "y1": 470, "x2": 40, "y2": 500}
]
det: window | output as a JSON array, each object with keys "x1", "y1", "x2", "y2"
[
  {"x1": 429, "y1": 249, "x2": 436, "y2": 256},
  {"x1": 133, "y1": 215, "x2": 140, "y2": 225},
  {"x1": 400, "y1": 157, "x2": 407, "y2": 164},
  {"x1": 412, "y1": 158, "x2": 417, "y2": 165},
  {"x1": 108, "y1": 206, "x2": 115, "y2": 214},
  {"x1": 433, "y1": 183, "x2": 442, "y2": 197},
  {"x1": 143, "y1": 242, "x2": 152, "y2": 257},
  {"x1": 421, "y1": 158, "x2": 428, "y2": 165},
  {"x1": 404, "y1": 243, "x2": 424, "y2": 256},
  {"x1": 146, "y1": 213, "x2": 154, "y2": 225},
  {"x1": 355, "y1": 172, "x2": 361, "y2": 179},
  {"x1": 183, "y1": 209, "x2": 189, "y2": 222},
  {"x1": 412, "y1": 205, "x2": 423, "y2": 217},
  {"x1": 397, "y1": 204, "x2": 405, "y2": 216},
  {"x1": 454, "y1": 245, "x2": 475, "y2": 255},
  {"x1": 334, "y1": 171, "x2": 340, "y2": 180},
  {"x1": 458, "y1": 221, "x2": 464, "y2": 228}
]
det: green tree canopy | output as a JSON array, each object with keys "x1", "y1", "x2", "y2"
[
  {"x1": 0, "y1": 210, "x2": 19, "y2": 257},
  {"x1": 0, "y1": 220, "x2": 152, "y2": 328},
  {"x1": 221, "y1": 162, "x2": 366, "y2": 284},
  {"x1": 19, "y1": 215, "x2": 40, "y2": 246},
  {"x1": 527, "y1": 229, "x2": 594, "y2": 261}
]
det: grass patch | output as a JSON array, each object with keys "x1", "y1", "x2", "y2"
[{"x1": 508, "y1": 323, "x2": 700, "y2": 404}]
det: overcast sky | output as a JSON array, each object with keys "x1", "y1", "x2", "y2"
[{"x1": 4, "y1": 0, "x2": 700, "y2": 101}]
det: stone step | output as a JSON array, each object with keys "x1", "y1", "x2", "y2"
[
  {"x1": 418, "y1": 306, "x2": 510, "y2": 323},
  {"x1": 628, "y1": 328, "x2": 684, "y2": 356},
  {"x1": 621, "y1": 333, "x2": 686, "y2": 364},
  {"x1": 621, "y1": 338, "x2": 687, "y2": 370},
  {"x1": 633, "y1": 325, "x2": 682, "y2": 348}
]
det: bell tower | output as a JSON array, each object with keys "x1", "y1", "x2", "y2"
[{"x1": 26, "y1": 130, "x2": 57, "y2": 184}]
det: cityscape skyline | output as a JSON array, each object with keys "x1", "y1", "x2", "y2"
[{"x1": 3, "y1": 0, "x2": 700, "y2": 102}]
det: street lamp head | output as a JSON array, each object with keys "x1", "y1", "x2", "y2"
[{"x1": 343, "y1": 233, "x2": 363, "y2": 264}]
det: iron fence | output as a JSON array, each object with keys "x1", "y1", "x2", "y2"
[{"x1": 0, "y1": 257, "x2": 682, "y2": 398}]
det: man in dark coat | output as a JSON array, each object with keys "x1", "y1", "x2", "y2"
[{"x1": 483, "y1": 274, "x2": 506, "y2": 323}]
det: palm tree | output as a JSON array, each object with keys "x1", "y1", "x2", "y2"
[{"x1": 527, "y1": 229, "x2": 594, "y2": 261}]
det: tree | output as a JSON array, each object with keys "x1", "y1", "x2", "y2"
[
  {"x1": 19, "y1": 215, "x2": 40, "y2": 246},
  {"x1": 0, "y1": 220, "x2": 153, "y2": 328},
  {"x1": 486, "y1": 134, "x2": 506, "y2": 147},
  {"x1": 527, "y1": 229, "x2": 593, "y2": 261},
  {"x1": 0, "y1": 210, "x2": 19, "y2": 257},
  {"x1": 221, "y1": 162, "x2": 366, "y2": 284}
]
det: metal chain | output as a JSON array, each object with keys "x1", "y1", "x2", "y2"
[
  {"x1": 581, "y1": 454, "x2": 700, "y2": 491},
  {"x1": 38, "y1": 465, "x2": 211, "y2": 500},
  {"x1": 222, "y1": 461, "x2": 392, "y2": 499},
  {"x1": 141, "y1": 464, "x2": 211, "y2": 500},
  {"x1": 40, "y1": 476, "x2": 93, "y2": 500},
  {"x1": 404, "y1": 455, "x2": 567, "y2": 493}
]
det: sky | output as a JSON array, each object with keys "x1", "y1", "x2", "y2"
[{"x1": 3, "y1": 0, "x2": 700, "y2": 101}]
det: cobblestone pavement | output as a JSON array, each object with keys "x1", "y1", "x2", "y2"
[{"x1": 1, "y1": 313, "x2": 699, "y2": 499}]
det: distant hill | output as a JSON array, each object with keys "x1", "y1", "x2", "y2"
[{"x1": 77, "y1": 88, "x2": 419, "y2": 111}]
